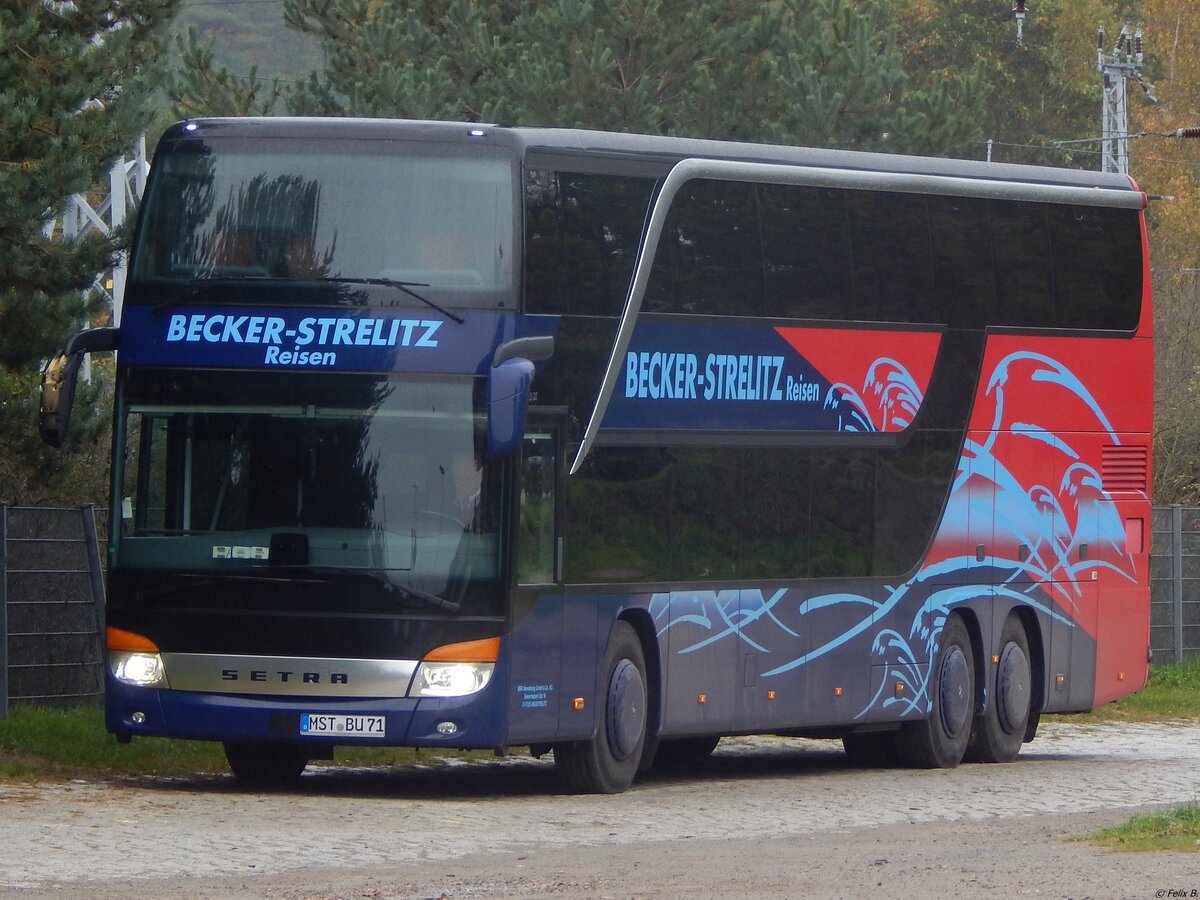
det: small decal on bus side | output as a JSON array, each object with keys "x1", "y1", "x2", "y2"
[
  {"x1": 212, "y1": 545, "x2": 269, "y2": 560},
  {"x1": 517, "y1": 682, "x2": 554, "y2": 709}
]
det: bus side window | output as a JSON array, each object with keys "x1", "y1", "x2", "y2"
[{"x1": 517, "y1": 431, "x2": 558, "y2": 584}]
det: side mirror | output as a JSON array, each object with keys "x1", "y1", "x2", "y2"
[
  {"x1": 486, "y1": 336, "x2": 554, "y2": 457},
  {"x1": 39, "y1": 327, "x2": 118, "y2": 448},
  {"x1": 487, "y1": 358, "x2": 534, "y2": 457}
]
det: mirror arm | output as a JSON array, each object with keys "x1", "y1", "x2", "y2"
[
  {"x1": 492, "y1": 335, "x2": 554, "y2": 368},
  {"x1": 65, "y1": 327, "x2": 118, "y2": 356}
]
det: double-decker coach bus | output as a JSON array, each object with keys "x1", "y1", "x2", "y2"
[{"x1": 40, "y1": 118, "x2": 1152, "y2": 793}]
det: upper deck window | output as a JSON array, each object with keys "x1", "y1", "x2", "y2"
[
  {"x1": 526, "y1": 168, "x2": 1143, "y2": 330},
  {"x1": 131, "y1": 137, "x2": 517, "y2": 310}
]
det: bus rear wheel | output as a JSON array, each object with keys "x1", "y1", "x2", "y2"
[
  {"x1": 223, "y1": 741, "x2": 309, "y2": 787},
  {"x1": 554, "y1": 621, "x2": 647, "y2": 794},
  {"x1": 965, "y1": 615, "x2": 1032, "y2": 763},
  {"x1": 896, "y1": 614, "x2": 975, "y2": 769}
]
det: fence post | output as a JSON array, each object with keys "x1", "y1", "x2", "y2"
[
  {"x1": 1, "y1": 503, "x2": 8, "y2": 718},
  {"x1": 80, "y1": 505, "x2": 106, "y2": 685},
  {"x1": 1172, "y1": 504, "x2": 1185, "y2": 665}
]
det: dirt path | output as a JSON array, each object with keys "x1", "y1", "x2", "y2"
[{"x1": 2, "y1": 721, "x2": 1199, "y2": 898}]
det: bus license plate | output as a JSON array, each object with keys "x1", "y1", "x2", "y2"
[{"x1": 299, "y1": 714, "x2": 386, "y2": 738}]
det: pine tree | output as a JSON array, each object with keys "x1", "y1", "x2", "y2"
[
  {"x1": 170, "y1": 0, "x2": 986, "y2": 156},
  {"x1": 884, "y1": 0, "x2": 1119, "y2": 163},
  {"x1": 0, "y1": 0, "x2": 178, "y2": 503}
]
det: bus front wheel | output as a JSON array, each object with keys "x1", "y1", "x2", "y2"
[
  {"x1": 223, "y1": 740, "x2": 309, "y2": 787},
  {"x1": 554, "y1": 621, "x2": 647, "y2": 794}
]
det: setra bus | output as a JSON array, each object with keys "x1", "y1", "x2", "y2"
[{"x1": 40, "y1": 118, "x2": 1152, "y2": 792}]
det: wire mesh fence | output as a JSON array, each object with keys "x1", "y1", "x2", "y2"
[
  {"x1": 1, "y1": 505, "x2": 105, "y2": 716},
  {"x1": 1151, "y1": 505, "x2": 1200, "y2": 666}
]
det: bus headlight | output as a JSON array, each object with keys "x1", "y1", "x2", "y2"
[
  {"x1": 411, "y1": 636, "x2": 499, "y2": 698},
  {"x1": 413, "y1": 661, "x2": 494, "y2": 697},
  {"x1": 110, "y1": 651, "x2": 168, "y2": 688}
]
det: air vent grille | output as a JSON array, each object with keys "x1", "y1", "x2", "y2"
[{"x1": 1101, "y1": 444, "x2": 1148, "y2": 493}]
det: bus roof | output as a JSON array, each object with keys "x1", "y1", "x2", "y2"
[{"x1": 165, "y1": 117, "x2": 1137, "y2": 194}]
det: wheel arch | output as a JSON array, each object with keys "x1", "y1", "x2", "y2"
[
  {"x1": 616, "y1": 608, "x2": 663, "y2": 739},
  {"x1": 950, "y1": 603, "x2": 987, "y2": 715},
  {"x1": 1007, "y1": 603, "x2": 1046, "y2": 717}
]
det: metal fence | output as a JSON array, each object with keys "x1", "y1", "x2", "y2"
[
  {"x1": 1151, "y1": 505, "x2": 1200, "y2": 665},
  {"x1": 0, "y1": 505, "x2": 106, "y2": 716}
]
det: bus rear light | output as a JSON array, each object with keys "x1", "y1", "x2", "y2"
[
  {"x1": 572, "y1": 697, "x2": 585, "y2": 711},
  {"x1": 106, "y1": 626, "x2": 159, "y2": 652}
]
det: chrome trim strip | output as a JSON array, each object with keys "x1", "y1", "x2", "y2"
[
  {"x1": 160, "y1": 652, "x2": 418, "y2": 698},
  {"x1": 568, "y1": 157, "x2": 1145, "y2": 475}
]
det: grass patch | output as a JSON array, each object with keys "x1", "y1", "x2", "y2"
[
  {"x1": 0, "y1": 704, "x2": 225, "y2": 780},
  {"x1": 1086, "y1": 805, "x2": 1200, "y2": 852},
  {"x1": 1048, "y1": 656, "x2": 1200, "y2": 724},
  {"x1": 0, "y1": 704, "x2": 489, "y2": 782}
]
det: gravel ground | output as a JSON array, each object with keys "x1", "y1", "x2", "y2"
[{"x1": 2, "y1": 721, "x2": 1199, "y2": 898}]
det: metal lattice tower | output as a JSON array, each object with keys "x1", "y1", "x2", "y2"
[
  {"x1": 1096, "y1": 24, "x2": 1152, "y2": 175},
  {"x1": 41, "y1": 133, "x2": 148, "y2": 327}
]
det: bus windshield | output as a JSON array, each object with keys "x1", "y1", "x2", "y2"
[
  {"x1": 114, "y1": 371, "x2": 503, "y2": 613},
  {"x1": 130, "y1": 137, "x2": 515, "y2": 310}
]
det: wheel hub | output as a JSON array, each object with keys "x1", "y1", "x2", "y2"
[
  {"x1": 938, "y1": 645, "x2": 971, "y2": 739},
  {"x1": 607, "y1": 659, "x2": 646, "y2": 760},
  {"x1": 996, "y1": 642, "x2": 1031, "y2": 734}
]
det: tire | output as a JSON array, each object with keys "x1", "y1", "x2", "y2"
[
  {"x1": 965, "y1": 615, "x2": 1032, "y2": 764},
  {"x1": 896, "y1": 614, "x2": 975, "y2": 769},
  {"x1": 554, "y1": 621, "x2": 648, "y2": 794},
  {"x1": 223, "y1": 741, "x2": 309, "y2": 787},
  {"x1": 842, "y1": 730, "x2": 898, "y2": 768}
]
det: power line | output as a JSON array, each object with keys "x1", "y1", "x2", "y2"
[
  {"x1": 175, "y1": 66, "x2": 304, "y2": 86},
  {"x1": 971, "y1": 140, "x2": 1200, "y2": 175}
]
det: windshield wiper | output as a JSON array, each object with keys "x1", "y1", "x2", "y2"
[
  {"x1": 152, "y1": 274, "x2": 277, "y2": 314},
  {"x1": 385, "y1": 581, "x2": 461, "y2": 614},
  {"x1": 270, "y1": 566, "x2": 461, "y2": 614},
  {"x1": 152, "y1": 274, "x2": 466, "y2": 324},
  {"x1": 136, "y1": 570, "x2": 336, "y2": 601},
  {"x1": 317, "y1": 277, "x2": 465, "y2": 324}
]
